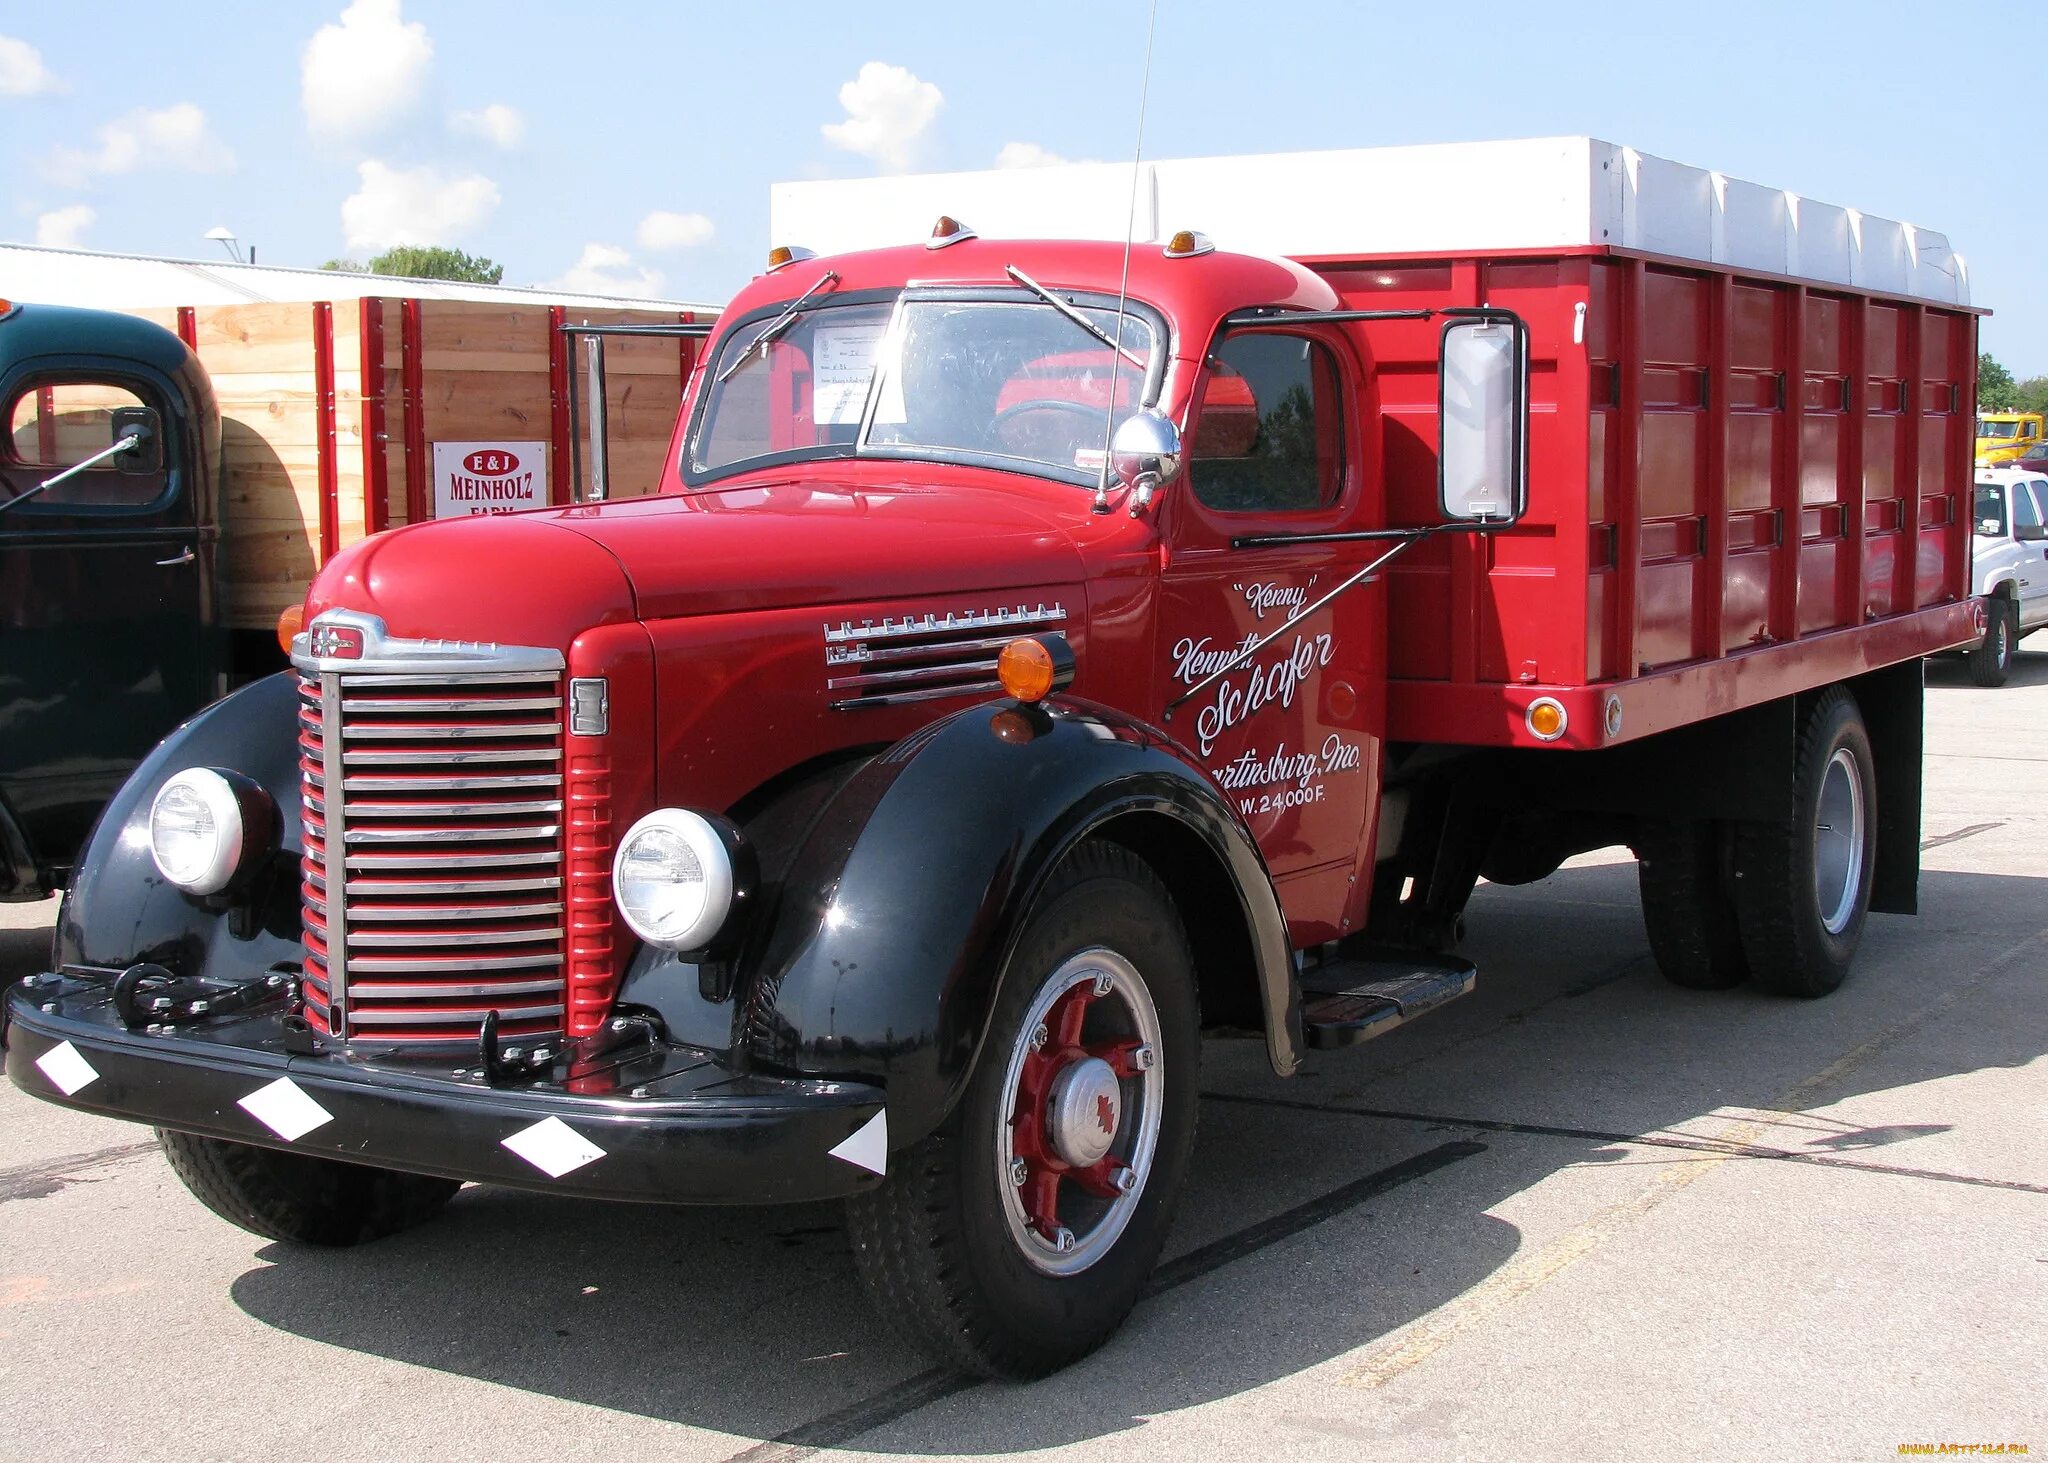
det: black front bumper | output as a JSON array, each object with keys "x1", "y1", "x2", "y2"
[{"x1": 5, "y1": 975, "x2": 887, "y2": 1205}]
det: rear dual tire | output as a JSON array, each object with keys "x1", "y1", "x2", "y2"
[{"x1": 1637, "y1": 688, "x2": 1876, "y2": 999}]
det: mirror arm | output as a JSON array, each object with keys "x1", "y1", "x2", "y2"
[{"x1": 0, "y1": 429, "x2": 149, "y2": 516}]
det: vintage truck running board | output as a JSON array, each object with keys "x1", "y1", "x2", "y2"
[{"x1": 1298, "y1": 950, "x2": 1478, "y2": 1049}]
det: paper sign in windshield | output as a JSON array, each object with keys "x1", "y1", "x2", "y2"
[{"x1": 812, "y1": 324, "x2": 884, "y2": 425}]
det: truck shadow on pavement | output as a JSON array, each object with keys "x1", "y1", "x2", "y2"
[{"x1": 226, "y1": 860, "x2": 2045, "y2": 1453}]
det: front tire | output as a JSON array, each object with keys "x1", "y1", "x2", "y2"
[
  {"x1": 1731, "y1": 688, "x2": 1876, "y2": 997},
  {"x1": 1965, "y1": 599, "x2": 2014, "y2": 687},
  {"x1": 845, "y1": 839, "x2": 1199, "y2": 1378},
  {"x1": 158, "y1": 1130, "x2": 461, "y2": 1246}
]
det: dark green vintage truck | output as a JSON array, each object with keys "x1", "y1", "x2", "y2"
[{"x1": 0, "y1": 301, "x2": 226, "y2": 900}]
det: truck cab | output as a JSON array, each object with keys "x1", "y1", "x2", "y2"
[
  {"x1": 1964, "y1": 467, "x2": 2048, "y2": 682},
  {"x1": 1975, "y1": 410, "x2": 2045, "y2": 465},
  {"x1": 5, "y1": 159, "x2": 1985, "y2": 1382},
  {"x1": 0, "y1": 302, "x2": 222, "y2": 899}
]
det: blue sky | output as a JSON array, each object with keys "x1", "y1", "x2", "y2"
[{"x1": 4, "y1": 1, "x2": 2041, "y2": 374}]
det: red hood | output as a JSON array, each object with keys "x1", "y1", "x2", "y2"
[
  {"x1": 307, "y1": 481, "x2": 1087, "y2": 643},
  {"x1": 305, "y1": 513, "x2": 637, "y2": 645},
  {"x1": 534, "y1": 480, "x2": 1086, "y2": 622}
]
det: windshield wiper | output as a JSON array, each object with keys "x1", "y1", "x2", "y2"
[
  {"x1": 1004, "y1": 265, "x2": 1147, "y2": 369},
  {"x1": 715, "y1": 270, "x2": 841, "y2": 384}
]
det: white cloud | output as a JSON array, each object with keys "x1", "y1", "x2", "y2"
[
  {"x1": 821, "y1": 61, "x2": 941, "y2": 172},
  {"x1": 996, "y1": 142, "x2": 1104, "y2": 169},
  {"x1": 34, "y1": 204, "x2": 93, "y2": 248},
  {"x1": 44, "y1": 104, "x2": 234, "y2": 187},
  {"x1": 302, "y1": 0, "x2": 432, "y2": 140},
  {"x1": 540, "y1": 243, "x2": 666, "y2": 300},
  {"x1": 996, "y1": 142, "x2": 1064, "y2": 169},
  {"x1": 451, "y1": 103, "x2": 523, "y2": 148},
  {"x1": 636, "y1": 210, "x2": 713, "y2": 251},
  {"x1": 0, "y1": 34, "x2": 56, "y2": 96},
  {"x1": 341, "y1": 159, "x2": 498, "y2": 251}
]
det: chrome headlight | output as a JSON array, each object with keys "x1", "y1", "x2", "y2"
[
  {"x1": 611, "y1": 809, "x2": 740, "y2": 951},
  {"x1": 149, "y1": 768, "x2": 255, "y2": 895}
]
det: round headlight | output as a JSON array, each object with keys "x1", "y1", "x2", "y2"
[
  {"x1": 149, "y1": 769, "x2": 247, "y2": 894},
  {"x1": 612, "y1": 809, "x2": 737, "y2": 951}
]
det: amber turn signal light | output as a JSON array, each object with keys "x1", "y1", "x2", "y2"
[
  {"x1": 276, "y1": 602, "x2": 306, "y2": 655},
  {"x1": 996, "y1": 635, "x2": 1075, "y2": 704},
  {"x1": 1526, "y1": 697, "x2": 1567, "y2": 742}
]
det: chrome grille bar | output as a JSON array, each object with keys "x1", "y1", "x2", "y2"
[{"x1": 297, "y1": 650, "x2": 569, "y2": 1048}]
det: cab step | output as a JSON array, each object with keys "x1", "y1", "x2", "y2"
[{"x1": 1298, "y1": 949, "x2": 1477, "y2": 1049}]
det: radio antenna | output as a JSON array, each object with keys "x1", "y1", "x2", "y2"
[{"x1": 1093, "y1": 0, "x2": 1161, "y2": 514}]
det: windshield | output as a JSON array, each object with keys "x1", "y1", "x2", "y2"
[
  {"x1": 1975, "y1": 483, "x2": 2008, "y2": 536},
  {"x1": 689, "y1": 290, "x2": 1159, "y2": 486},
  {"x1": 1977, "y1": 419, "x2": 2021, "y2": 439}
]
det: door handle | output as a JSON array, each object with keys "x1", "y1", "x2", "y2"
[{"x1": 156, "y1": 545, "x2": 195, "y2": 567}]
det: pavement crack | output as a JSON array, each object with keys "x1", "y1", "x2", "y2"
[
  {"x1": 0, "y1": 1139, "x2": 160, "y2": 1204},
  {"x1": 1199, "y1": 1092, "x2": 2048, "y2": 1197},
  {"x1": 703, "y1": 1141, "x2": 1486, "y2": 1463}
]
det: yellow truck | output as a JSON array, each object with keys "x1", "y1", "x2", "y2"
[{"x1": 1976, "y1": 411, "x2": 2045, "y2": 464}]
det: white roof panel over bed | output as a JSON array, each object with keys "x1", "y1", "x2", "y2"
[{"x1": 772, "y1": 138, "x2": 1969, "y2": 306}]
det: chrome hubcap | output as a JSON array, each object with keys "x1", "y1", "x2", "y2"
[
  {"x1": 1814, "y1": 746, "x2": 1865, "y2": 936},
  {"x1": 1047, "y1": 1056, "x2": 1121, "y2": 1167},
  {"x1": 995, "y1": 948, "x2": 1163, "y2": 1277}
]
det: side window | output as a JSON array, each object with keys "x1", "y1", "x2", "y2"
[
  {"x1": 1189, "y1": 333, "x2": 1345, "y2": 513},
  {"x1": 3, "y1": 378, "x2": 168, "y2": 511},
  {"x1": 2018, "y1": 484, "x2": 2046, "y2": 532}
]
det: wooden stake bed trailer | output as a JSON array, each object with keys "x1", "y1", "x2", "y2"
[{"x1": 64, "y1": 297, "x2": 710, "y2": 645}]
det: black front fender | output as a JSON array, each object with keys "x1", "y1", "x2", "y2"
[
  {"x1": 54, "y1": 672, "x2": 304, "y2": 981},
  {"x1": 737, "y1": 697, "x2": 1298, "y2": 1148}
]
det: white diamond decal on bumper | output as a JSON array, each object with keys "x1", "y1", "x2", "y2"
[
  {"x1": 828, "y1": 1109, "x2": 888, "y2": 1176},
  {"x1": 34, "y1": 1041, "x2": 100, "y2": 1098},
  {"x1": 237, "y1": 1078, "x2": 335, "y2": 1142},
  {"x1": 501, "y1": 1117, "x2": 605, "y2": 1178}
]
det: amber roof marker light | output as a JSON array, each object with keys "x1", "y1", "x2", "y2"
[
  {"x1": 927, "y1": 215, "x2": 977, "y2": 249},
  {"x1": 997, "y1": 634, "x2": 1076, "y2": 704}
]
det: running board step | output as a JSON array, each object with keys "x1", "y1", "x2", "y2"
[{"x1": 1298, "y1": 950, "x2": 1477, "y2": 1049}]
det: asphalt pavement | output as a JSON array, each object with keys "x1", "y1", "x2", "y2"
[{"x1": 1, "y1": 650, "x2": 2042, "y2": 1462}]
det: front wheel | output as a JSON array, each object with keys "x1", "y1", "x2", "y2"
[
  {"x1": 158, "y1": 1129, "x2": 461, "y2": 1246},
  {"x1": 1965, "y1": 599, "x2": 2014, "y2": 687},
  {"x1": 845, "y1": 840, "x2": 1199, "y2": 1378}
]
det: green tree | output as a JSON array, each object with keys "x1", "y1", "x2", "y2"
[
  {"x1": 2015, "y1": 376, "x2": 2048, "y2": 419},
  {"x1": 319, "y1": 258, "x2": 368, "y2": 273},
  {"x1": 358, "y1": 245, "x2": 504, "y2": 284},
  {"x1": 1978, "y1": 352, "x2": 2019, "y2": 412}
]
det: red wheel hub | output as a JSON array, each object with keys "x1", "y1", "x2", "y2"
[{"x1": 1006, "y1": 978, "x2": 1147, "y2": 1242}]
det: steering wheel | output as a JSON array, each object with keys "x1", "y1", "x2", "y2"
[{"x1": 988, "y1": 398, "x2": 1109, "y2": 457}]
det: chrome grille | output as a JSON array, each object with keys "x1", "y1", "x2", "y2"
[{"x1": 300, "y1": 667, "x2": 569, "y2": 1045}]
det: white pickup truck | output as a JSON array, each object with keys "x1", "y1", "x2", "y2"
[{"x1": 1968, "y1": 467, "x2": 2048, "y2": 684}]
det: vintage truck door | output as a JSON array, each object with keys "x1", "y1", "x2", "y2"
[
  {"x1": 1155, "y1": 325, "x2": 1383, "y2": 944},
  {"x1": 0, "y1": 369, "x2": 209, "y2": 888}
]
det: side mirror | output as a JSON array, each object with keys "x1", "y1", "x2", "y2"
[
  {"x1": 1110, "y1": 408, "x2": 1182, "y2": 512},
  {"x1": 111, "y1": 405, "x2": 162, "y2": 475},
  {"x1": 2017, "y1": 523, "x2": 2048, "y2": 543},
  {"x1": 1438, "y1": 314, "x2": 1528, "y2": 524}
]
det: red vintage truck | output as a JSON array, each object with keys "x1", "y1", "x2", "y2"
[{"x1": 5, "y1": 141, "x2": 1985, "y2": 1379}]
